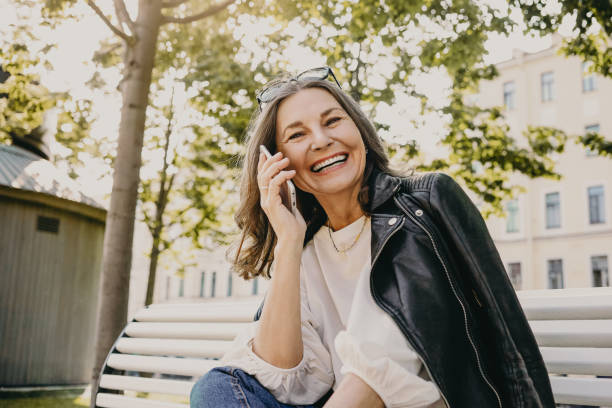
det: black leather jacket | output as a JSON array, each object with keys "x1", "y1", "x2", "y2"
[{"x1": 256, "y1": 169, "x2": 555, "y2": 408}]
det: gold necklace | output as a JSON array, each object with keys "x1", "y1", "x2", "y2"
[{"x1": 328, "y1": 216, "x2": 368, "y2": 255}]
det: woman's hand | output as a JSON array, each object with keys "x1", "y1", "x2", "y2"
[{"x1": 257, "y1": 149, "x2": 306, "y2": 247}]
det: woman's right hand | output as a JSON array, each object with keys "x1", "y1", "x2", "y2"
[{"x1": 257, "y1": 149, "x2": 307, "y2": 247}]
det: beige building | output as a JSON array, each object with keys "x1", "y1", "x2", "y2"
[
  {"x1": 148, "y1": 244, "x2": 268, "y2": 306},
  {"x1": 477, "y1": 38, "x2": 612, "y2": 290}
]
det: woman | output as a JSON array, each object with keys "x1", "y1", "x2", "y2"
[{"x1": 190, "y1": 67, "x2": 554, "y2": 408}]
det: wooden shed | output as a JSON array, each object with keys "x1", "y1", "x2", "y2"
[{"x1": 0, "y1": 143, "x2": 106, "y2": 387}]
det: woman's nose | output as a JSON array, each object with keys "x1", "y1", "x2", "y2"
[{"x1": 310, "y1": 127, "x2": 333, "y2": 150}]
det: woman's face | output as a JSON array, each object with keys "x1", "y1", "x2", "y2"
[{"x1": 274, "y1": 87, "x2": 367, "y2": 201}]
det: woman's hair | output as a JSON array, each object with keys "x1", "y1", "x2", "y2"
[{"x1": 231, "y1": 78, "x2": 397, "y2": 280}]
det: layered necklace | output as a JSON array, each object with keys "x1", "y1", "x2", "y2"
[{"x1": 327, "y1": 215, "x2": 368, "y2": 258}]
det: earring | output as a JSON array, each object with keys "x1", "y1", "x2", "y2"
[{"x1": 365, "y1": 147, "x2": 369, "y2": 154}]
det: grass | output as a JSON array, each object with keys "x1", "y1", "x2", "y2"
[
  {"x1": 0, "y1": 395, "x2": 89, "y2": 408},
  {"x1": 0, "y1": 389, "x2": 188, "y2": 407}
]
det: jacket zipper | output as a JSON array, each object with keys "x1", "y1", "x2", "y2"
[
  {"x1": 393, "y1": 197, "x2": 503, "y2": 408},
  {"x1": 370, "y1": 216, "x2": 451, "y2": 408}
]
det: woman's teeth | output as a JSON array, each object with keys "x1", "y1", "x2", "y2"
[{"x1": 311, "y1": 154, "x2": 348, "y2": 172}]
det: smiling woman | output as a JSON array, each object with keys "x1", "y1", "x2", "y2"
[{"x1": 189, "y1": 68, "x2": 555, "y2": 408}]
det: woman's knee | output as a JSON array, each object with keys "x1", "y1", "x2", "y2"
[{"x1": 190, "y1": 366, "x2": 236, "y2": 408}]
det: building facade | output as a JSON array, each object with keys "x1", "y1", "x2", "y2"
[
  {"x1": 0, "y1": 144, "x2": 106, "y2": 387},
  {"x1": 476, "y1": 39, "x2": 612, "y2": 290},
  {"x1": 148, "y1": 244, "x2": 268, "y2": 306}
]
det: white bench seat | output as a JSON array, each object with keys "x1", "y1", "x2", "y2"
[
  {"x1": 540, "y1": 347, "x2": 612, "y2": 375},
  {"x1": 106, "y1": 354, "x2": 219, "y2": 377},
  {"x1": 95, "y1": 289, "x2": 612, "y2": 407},
  {"x1": 97, "y1": 392, "x2": 187, "y2": 408},
  {"x1": 550, "y1": 376, "x2": 612, "y2": 406},
  {"x1": 125, "y1": 322, "x2": 247, "y2": 340},
  {"x1": 115, "y1": 338, "x2": 233, "y2": 359},
  {"x1": 100, "y1": 374, "x2": 195, "y2": 396},
  {"x1": 529, "y1": 320, "x2": 612, "y2": 347}
]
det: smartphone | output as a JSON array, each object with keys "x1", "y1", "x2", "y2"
[{"x1": 260, "y1": 145, "x2": 298, "y2": 214}]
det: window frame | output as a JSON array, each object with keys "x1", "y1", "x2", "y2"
[
  {"x1": 200, "y1": 271, "x2": 206, "y2": 298},
  {"x1": 584, "y1": 124, "x2": 600, "y2": 157},
  {"x1": 506, "y1": 262, "x2": 522, "y2": 290},
  {"x1": 547, "y1": 258, "x2": 564, "y2": 289},
  {"x1": 506, "y1": 199, "x2": 520, "y2": 233},
  {"x1": 541, "y1": 71, "x2": 554, "y2": 102},
  {"x1": 590, "y1": 255, "x2": 609, "y2": 287},
  {"x1": 582, "y1": 61, "x2": 596, "y2": 92},
  {"x1": 587, "y1": 185, "x2": 606, "y2": 225},
  {"x1": 545, "y1": 191, "x2": 561, "y2": 229},
  {"x1": 503, "y1": 80, "x2": 516, "y2": 110}
]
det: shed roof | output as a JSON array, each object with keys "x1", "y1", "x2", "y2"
[{"x1": 0, "y1": 144, "x2": 105, "y2": 210}]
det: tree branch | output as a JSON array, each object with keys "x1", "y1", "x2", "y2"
[
  {"x1": 162, "y1": 0, "x2": 235, "y2": 24},
  {"x1": 113, "y1": 0, "x2": 136, "y2": 35},
  {"x1": 161, "y1": 0, "x2": 189, "y2": 8},
  {"x1": 87, "y1": 0, "x2": 132, "y2": 43}
]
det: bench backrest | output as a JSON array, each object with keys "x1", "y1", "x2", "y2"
[
  {"x1": 517, "y1": 288, "x2": 612, "y2": 407},
  {"x1": 94, "y1": 288, "x2": 612, "y2": 408}
]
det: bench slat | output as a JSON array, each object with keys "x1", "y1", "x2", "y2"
[
  {"x1": 134, "y1": 307, "x2": 255, "y2": 323},
  {"x1": 530, "y1": 320, "x2": 612, "y2": 347},
  {"x1": 541, "y1": 347, "x2": 612, "y2": 376},
  {"x1": 100, "y1": 374, "x2": 195, "y2": 396},
  {"x1": 115, "y1": 338, "x2": 233, "y2": 358},
  {"x1": 146, "y1": 297, "x2": 261, "y2": 309},
  {"x1": 107, "y1": 354, "x2": 221, "y2": 377},
  {"x1": 96, "y1": 393, "x2": 188, "y2": 408},
  {"x1": 550, "y1": 376, "x2": 612, "y2": 406},
  {"x1": 517, "y1": 288, "x2": 612, "y2": 320},
  {"x1": 125, "y1": 322, "x2": 247, "y2": 340}
]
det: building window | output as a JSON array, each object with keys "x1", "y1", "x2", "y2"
[
  {"x1": 503, "y1": 81, "x2": 515, "y2": 110},
  {"x1": 507, "y1": 262, "x2": 522, "y2": 290},
  {"x1": 547, "y1": 259, "x2": 564, "y2": 289},
  {"x1": 585, "y1": 124, "x2": 600, "y2": 157},
  {"x1": 227, "y1": 273, "x2": 233, "y2": 297},
  {"x1": 588, "y1": 185, "x2": 605, "y2": 224},
  {"x1": 591, "y1": 256, "x2": 609, "y2": 287},
  {"x1": 541, "y1": 71, "x2": 554, "y2": 102},
  {"x1": 179, "y1": 278, "x2": 184, "y2": 297},
  {"x1": 200, "y1": 272, "x2": 206, "y2": 297},
  {"x1": 506, "y1": 199, "x2": 519, "y2": 233},
  {"x1": 582, "y1": 61, "x2": 596, "y2": 92},
  {"x1": 166, "y1": 276, "x2": 171, "y2": 300},
  {"x1": 545, "y1": 192, "x2": 561, "y2": 229},
  {"x1": 211, "y1": 271, "x2": 216, "y2": 298},
  {"x1": 252, "y1": 277, "x2": 259, "y2": 295}
]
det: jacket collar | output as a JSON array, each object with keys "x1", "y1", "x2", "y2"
[{"x1": 368, "y1": 167, "x2": 402, "y2": 211}]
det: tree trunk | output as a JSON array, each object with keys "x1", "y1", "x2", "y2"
[
  {"x1": 145, "y1": 96, "x2": 175, "y2": 306},
  {"x1": 90, "y1": 1, "x2": 162, "y2": 404},
  {"x1": 145, "y1": 231, "x2": 162, "y2": 305}
]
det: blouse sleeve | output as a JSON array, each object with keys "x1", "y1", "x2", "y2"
[
  {"x1": 219, "y1": 267, "x2": 335, "y2": 405},
  {"x1": 334, "y1": 330, "x2": 441, "y2": 408}
]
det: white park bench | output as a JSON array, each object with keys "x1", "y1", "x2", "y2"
[{"x1": 93, "y1": 287, "x2": 612, "y2": 408}]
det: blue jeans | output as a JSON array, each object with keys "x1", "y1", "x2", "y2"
[{"x1": 190, "y1": 366, "x2": 333, "y2": 408}]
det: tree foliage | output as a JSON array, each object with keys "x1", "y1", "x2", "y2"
[
  {"x1": 0, "y1": 44, "x2": 54, "y2": 143},
  {"x1": 1, "y1": 5, "x2": 97, "y2": 176},
  {"x1": 248, "y1": 0, "x2": 571, "y2": 216}
]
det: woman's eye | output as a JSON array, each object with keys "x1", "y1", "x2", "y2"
[
  {"x1": 325, "y1": 117, "x2": 341, "y2": 126},
  {"x1": 288, "y1": 132, "x2": 304, "y2": 140}
]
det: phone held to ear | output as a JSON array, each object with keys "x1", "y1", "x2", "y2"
[{"x1": 260, "y1": 145, "x2": 298, "y2": 214}]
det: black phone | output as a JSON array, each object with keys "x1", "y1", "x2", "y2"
[{"x1": 260, "y1": 145, "x2": 298, "y2": 214}]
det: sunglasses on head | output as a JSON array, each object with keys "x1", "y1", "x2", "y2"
[{"x1": 256, "y1": 66, "x2": 341, "y2": 108}]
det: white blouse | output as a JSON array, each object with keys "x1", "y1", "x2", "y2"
[{"x1": 220, "y1": 216, "x2": 442, "y2": 407}]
